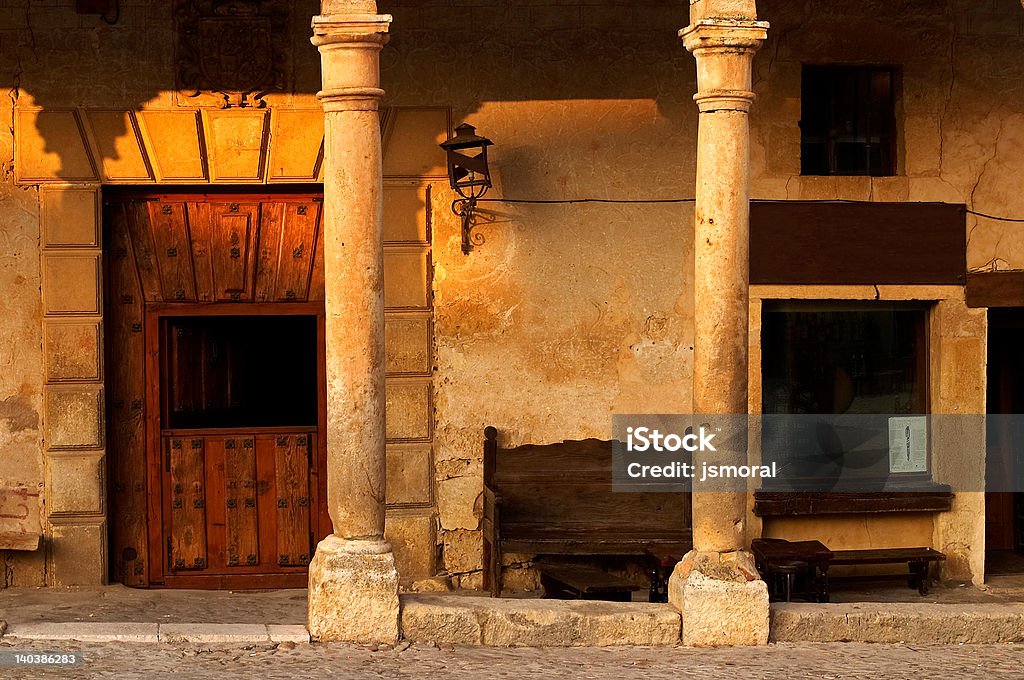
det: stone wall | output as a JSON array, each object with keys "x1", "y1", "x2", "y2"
[{"x1": 0, "y1": 0, "x2": 1021, "y2": 588}]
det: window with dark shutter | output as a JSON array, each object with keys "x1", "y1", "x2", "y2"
[{"x1": 800, "y1": 65, "x2": 898, "y2": 176}]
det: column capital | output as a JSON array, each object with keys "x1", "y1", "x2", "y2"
[
  {"x1": 680, "y1": 19, "x2": 768, "y2": 53},
  {"x1": 681, "y1": 19, "x2": 768, "y2": 113},
  {"x1": 311, "y1": 13, "x2": 392, "y2": 48},
  {"x1": 312, "y1": 13, "x2": 392, "y2": 111}
]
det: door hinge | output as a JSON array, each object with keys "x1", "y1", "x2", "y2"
[
  {"x1": 310, "y1": 531, "x2": 315, "y2": 556},
  {"x1": 166, "y1": 537, "x2": 173, "y2": 570}
]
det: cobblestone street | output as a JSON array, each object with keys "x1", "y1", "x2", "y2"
[{"x1": 3, "y1": 639, "x2": 1023, "y2": 679}]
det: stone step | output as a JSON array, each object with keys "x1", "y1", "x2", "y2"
[
  {"x1": 771, "y1": 602, "x2": 1024, "y2": 644},
  {"x1": 2, "y1": 622, "x2": 309, "y2": 644},
  {"x1": 400, "y1": 594, "x2": 681, "y2": 647}
]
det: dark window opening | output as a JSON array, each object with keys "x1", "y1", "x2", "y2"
[
  {"x1": 762, "y1": 301, "x2": 927, "y2": 416},
  {"x1": 801, "y1": 65, "x2": 898, "y2": 177},
  {"x1": 760, "y1": 302, "x2": 930, "y2": 486},
  {"x1": 162, "y1": 315, "x2": 318, "y2": 430}
]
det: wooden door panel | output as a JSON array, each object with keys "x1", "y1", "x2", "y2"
[
  {"x1": 223, "y1": 436, "x2": 260, "y2": 567},
  {"x1": 107, "y1": 206, "x2": 149, "y2": 587},
  {"x1": 254, "y1": 202, "x2": 284, "y2": 303},
  {"x1": 167, "y1": 437, "x2": 208, "y2": 571},
  {"x1": 255, "y1": 202, "x2": 321, "y2": 302},
  {"x1": 210, "y1": 202, "x2": 259, "y2": 302},
  {"x1": 186, "y1": 202, "x2": 216, "y2": 302},
  {"x1": 308, "y1": 213, "x2": 325, "y2": 302},
  {"x1": 275, "y1": 434, "x2": 312, "y2": 567},
  {"x1": 147, "y1": 202, "x2": 196, "y2": 302},
  {"x1": 275, "y1": 202, "x2": 320, "y2": 302},
  {"x1": 123, "y1": 201, "x2": 163, "y2": 303}
]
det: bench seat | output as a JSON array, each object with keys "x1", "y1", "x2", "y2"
[
  {"x1": 752, "y1": 539, "x2": 946, "y2": 599},
  {"x1": 830, "y1": 547, "x2": 945, "y2": 565},
  {"x1": 537, "y1": 562, "x2": 641, "y2": 601}
]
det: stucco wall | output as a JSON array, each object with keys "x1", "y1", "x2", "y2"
[
  {"x1": 382, "y1": 0, "x2": 1020, "y2": 586},
  {"x1": 0, "y1": 105, "x2": 45, "y2": 587}
]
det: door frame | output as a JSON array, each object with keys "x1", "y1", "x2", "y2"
[{"x1": 143, "y1": 301, "x2": 329, "y2": 588}]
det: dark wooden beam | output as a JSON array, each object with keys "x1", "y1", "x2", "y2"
[
  {"x1": 750, "y1": 201, "x2": 967, "y2": 286},
  {"x1": 966, "y1": 271, "x2": 1024, "y2": 308},
  {"x1": 753, "y1": 489, "x2": 954, "y2": 517}
]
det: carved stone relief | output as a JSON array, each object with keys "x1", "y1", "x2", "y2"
[{"x1": 175, "y1": 0, "x2": 290, "y2": 108}]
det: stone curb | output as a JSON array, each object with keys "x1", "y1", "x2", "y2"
[
  {"x1": 771, "y1": 602, "x2": 1024, "y2": 644},
  {"x1": 400, "y1": 594, "x2": 682, "y2": 647},
  {"x1": 2, "y1": 622, "x2": 310, "y2": 645}
]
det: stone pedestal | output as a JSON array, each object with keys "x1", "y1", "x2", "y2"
[
  {"x1": 667, "y1": 550, "x2": 768, "y2": 647},
  {"x1": 307, "y1": 535, "x2": 400, "y2": 643}
]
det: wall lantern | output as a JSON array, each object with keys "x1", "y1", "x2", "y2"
[{"x1": 440, "y1": 123, "x2": 494, "y2": 254}]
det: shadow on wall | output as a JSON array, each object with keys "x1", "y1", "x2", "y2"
[{"x1": 15, "y1": 0, "x2": 706, "y2": 179}]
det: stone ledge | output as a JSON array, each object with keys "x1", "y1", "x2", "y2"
[
  {"x1": 400, "y1": 594, "x2": 681, "y2": 647},
  {"x1": 5, "y1": 622, "x2": 159, "y2": 643},
  {"x1": 2, "y1": 623, "x2": 310, "y2": 645},
  {"x1": 771, "y1": 602, "x2": 1024, "y2": 644},
  {"x1": 0, "y1": 530, "x2": 41, "y2": 551}
]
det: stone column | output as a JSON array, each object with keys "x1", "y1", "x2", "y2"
[
  {"x1": 307, "y1": 1, "x2": 399, "y2": 644},
  {"x1": 667, "y1": 1, "x2": 770, "y2": 647}
]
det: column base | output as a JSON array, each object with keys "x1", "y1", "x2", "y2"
[
  {"x1": 667, "y1": 549, "x2": 769, "y2": 647},
  {"x1": 307, "y1": 535, "x2": 400, "y2": 643}
]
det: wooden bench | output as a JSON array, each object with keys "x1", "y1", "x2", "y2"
[
  {"x1": 751, "y1": 539, "x2": 832, "y2": 602},
  {"x1": 831, "y1": 547, "x2": 945, "y2": 595},
  {"x1": 482, "y1": 426, "x2": 692, "y2": 600},
  {"x1": 751, "y1": 538, "x2": 945, "y2": 599},
  {"x1": 537, "y1": 561, "x2": 641, "y2": 602}
]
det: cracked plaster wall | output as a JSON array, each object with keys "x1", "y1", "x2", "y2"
[
  {"x1": 382, "y1": 0, "x2": 1022, "y2": 587},
  {"x1": 0, "y1": 6, "x2": 44, "y2": 587}
]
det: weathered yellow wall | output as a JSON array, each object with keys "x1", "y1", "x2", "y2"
[
  {"x1": 382, "y1": 0, "x2": 1018, "y2": 586},
  {"x1": 0, "y1": 112, "x2": 45, "y2": 586},
  {"x1": 763, "y1": 514, "x2": 935, "y2": 552},
  {"x1": 752, "y1": 0, "x2": 1024, "y2": 274},
  {"x1": 0, "y1": 0, "x2": 1019, "y2": 588}
]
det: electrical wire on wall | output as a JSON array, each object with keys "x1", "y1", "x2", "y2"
[{"x1": 474, "y1": 196, "x2": 1024, "y2": 223}]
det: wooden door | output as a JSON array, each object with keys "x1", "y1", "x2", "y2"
[{"x1": 105, "y1": 192, "x2": 329, "y2": 588}]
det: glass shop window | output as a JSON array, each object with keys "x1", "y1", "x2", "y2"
[
  {"x1": 801, "y1": 65, "x2": 898, "y2": 177},
  {"x1": 760, "y1": 302, "x2": 930, "y2": 487},
  {"x1": 761, "y1": 301, "x2": 928, "y2": 416}
]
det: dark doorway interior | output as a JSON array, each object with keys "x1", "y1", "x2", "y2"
[
  {"x1": 163, "y1": 315, "x2": 318, "y2": 430},
  {"x1": 986, "y1": 309, "x2": 1024, "y2": 575}
]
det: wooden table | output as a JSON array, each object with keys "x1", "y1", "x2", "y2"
[{"x1": 751, "y1": 539, "x2": 832, "y2": 602}]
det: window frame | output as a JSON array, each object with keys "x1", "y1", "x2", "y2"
[
  {"x1": 758, "y1": 299, "x2": 934, "y2": 490},
  {"x1": 800, "y1": 63, "x2": 901, "y2": 177}
]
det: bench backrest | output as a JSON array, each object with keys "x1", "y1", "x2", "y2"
[{"x1": 481, "y1": 426, "x2": 691, "y2": 595}]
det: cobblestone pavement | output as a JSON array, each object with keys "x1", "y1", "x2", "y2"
[{"x1": 2, "y1": 639, "x2": 1023, "y2": 679}]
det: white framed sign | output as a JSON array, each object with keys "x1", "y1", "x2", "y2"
[{"x1": 888, "y1": 416, "x2": 928, "y2": 474}]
